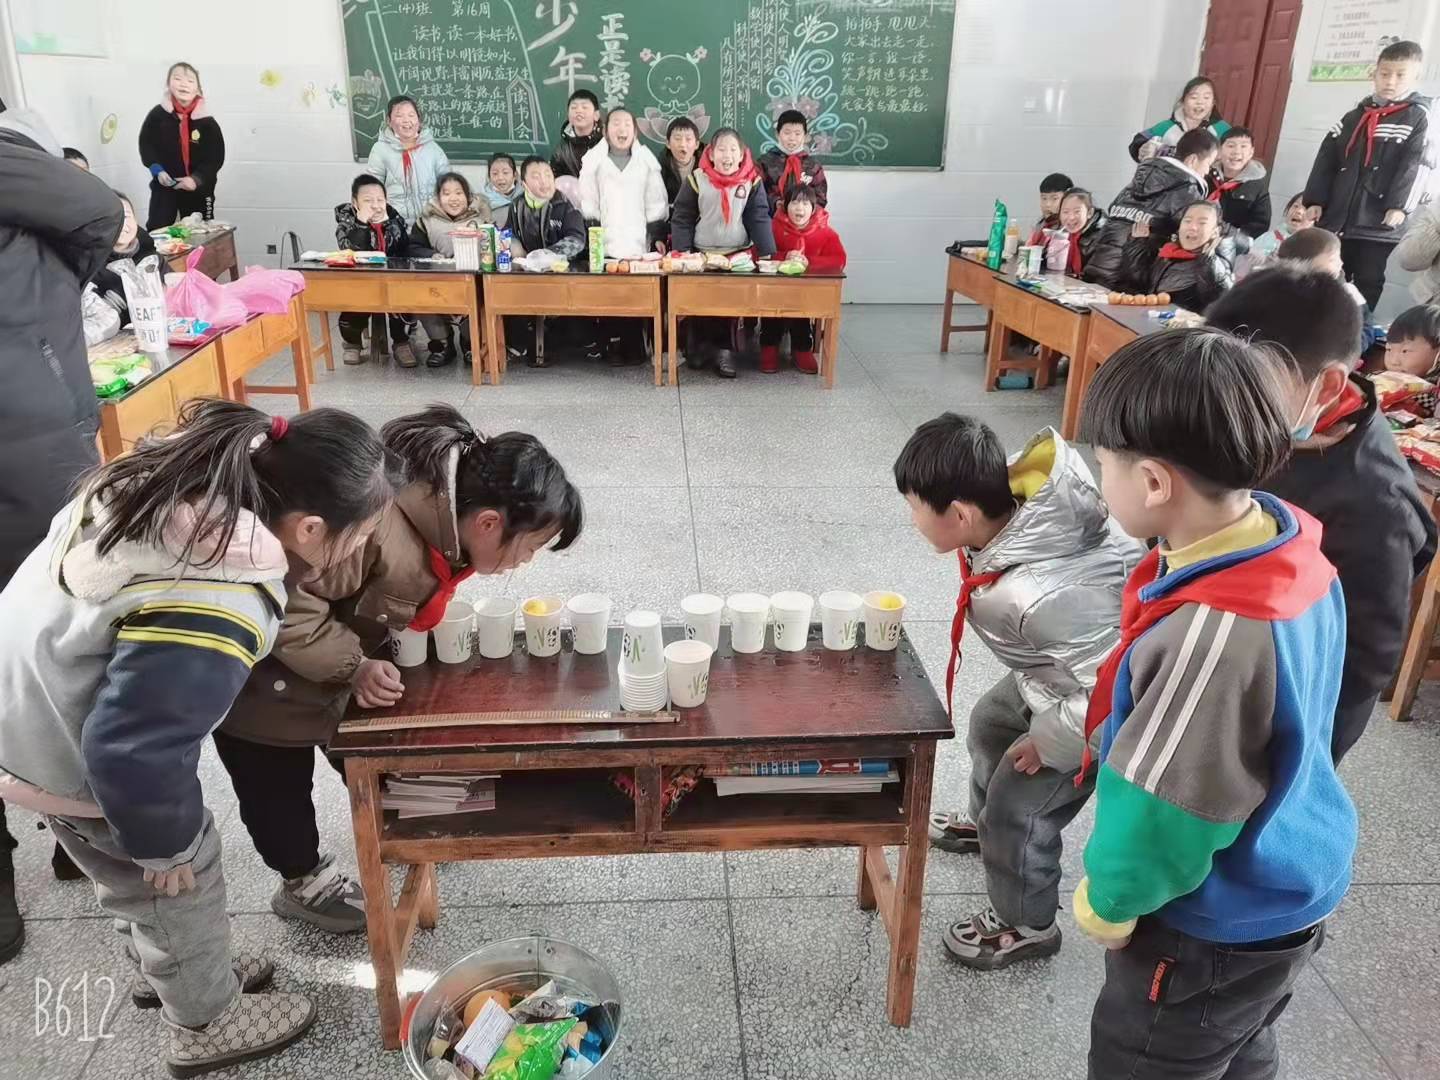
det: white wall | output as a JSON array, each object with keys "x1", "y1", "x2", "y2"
[{"x1": 14, "y1": 0, "x2": 1206, "y2": 304}]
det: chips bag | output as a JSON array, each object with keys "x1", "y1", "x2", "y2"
[{"x1": 481, "y1": 1019, "x2": 577, "y2": 1080}]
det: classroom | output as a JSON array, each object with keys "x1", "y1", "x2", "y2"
[{"x1": 2, "y1": 0, "x2": 1440, "y2": 1077}]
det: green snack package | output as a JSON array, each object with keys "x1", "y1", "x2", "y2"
[
  {"x1": 778, "y1": 260, "x2": 806, "y2": 276},
  {"x1": 985, "y1": 199, "x2": 1008, "y2": 270},
  {"x1": 481, "y1": 1019, "x2": 577, "y2": 1080}
]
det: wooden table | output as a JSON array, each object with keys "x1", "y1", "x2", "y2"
[
  {"x1": 296, "y1": 262, "x2": 487, "y2": 386},
  {"x1": 983, "y1": 272, "x2": 1092, "y2": 395},
  {"x1": 483, "y1": 270, "x2": 664, "y2": 386},
  {"x1": 666, "y1": 272, "x2": 846, "y2": 388},
  {"x1": 1390, "y1": 467, "x2": 1440, "y2": 720},
  {"x1": 1062, "y1": 304, "x2": 1174, "y2": 438},
  {"x1": 215, "y1": 295, "x2": 315, "y2": 411},
  {"x1": 331, "y1": 623, "x2": 952, "y2": 1048},
  {"x1": 165, "y1": 226, "x2": 240, "y2": 281},
  {"x1": 940, "y1": 252, "x2": 997, "y2": 353},
  {"x1": 91, "y1": 335, "x2": 224, "y2": 460}
]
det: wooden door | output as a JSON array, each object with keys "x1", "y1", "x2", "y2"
[
  {"x1": 1199, "y1": 0, "x2": 1303, "y2": 169},
  {"x1": 1246, "y1": 0, "x2": 1302, "y2": 167}
]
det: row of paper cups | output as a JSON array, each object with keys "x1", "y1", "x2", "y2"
[
  {"x1": 682, "y1": 590, "x2": 906, "y2": 653},
  {"x1": 391, "y1": 593, "x2": 616, "y2": 667}
]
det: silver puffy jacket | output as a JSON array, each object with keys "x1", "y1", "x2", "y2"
[{"x1": 966, "y1": 429, "x2": 1142, "y2": 771}]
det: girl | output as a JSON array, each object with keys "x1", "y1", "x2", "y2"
[
  {"x1": 1051, "y1": 188, "x2": 1107, "y2": 279},
  {"x1": 216, "y1": 404, "x2": 582, "y2": 935},
  {"x1": 484, "y1": 153, "x2": 519, "y2": 228},
  {"x1": 670, "y1": 127, "x2": 777, "y2": 378},
  {"x1": 1143, "y1": 201, "x2": 1235, "y2": 312},
  {"x1": 0, "y1": 400, "x2": 393, "y2": 1074},
  {"x1": 411, "y1": 172, "x2": 493, "y2": 368},
  {"x1": 365, "y1": 95, "x2": 451, "y2": 226},
  {"x1": 87, "y1": 191, "x2": 158, "y2": 343},
  {"x1": 764, "y1": 186, "x2": 846, "y2": 374},
  {"x1": 1129, "y1": 76, "x2": 1229, "y2": 163},
  {"x1": 138, "y1": 61, "x2": 225, "y2": 229},
  {"x1": 1249, "y1": 192, "x2": 1310, "y2": 264}
]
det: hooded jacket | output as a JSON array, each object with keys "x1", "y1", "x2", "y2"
[
  {"x1": 757, "y1": 147, "x2": 829, "y2": 214},
  {"x1": 508, "y1": 190, "x2": 587, "y2": 263},
  {"x1": 407, "y1": 194, "x2": 492, "y2": 257},
  {"x1": 1128, "y1": 111, "x2": 1231, "y2": 162},
  {"x1": 1304, "y1": 92, "x2": 1434, "y2": 243},
  {"x1": 0, "y1": 497, "x2": 286, "y2": 868},
  {"x1": 335, "y1": 202, "x2": 413, "y2": 255},
  {"x1": 551, "y1": 123, "x2": 604, "y2": 180},
  {"x1": 1087, "y1": 157, "x2": 1210, "y2": 289},
  {"x1": 577, "y1": 140, "x2": 669, "y2": 259},
  {"x1": 660, "y1": 144, "x2": 704, "y2": 209},
  {"x1": 1213, "y1": 157, "x2": 1272, "y2": 239},
  {"x1": 137, "y1": 92, "x2": 225, "y2": 192},
  {"x1": 962, "y1": 430, "x2": 1143, "y2": 771},
  {"x1": 1396, "y1": 199, "x2": 1440, "y2": 304},
  {"x1": 1049, "y1": 206, "x2": 1107, "y2": 276},
  {"x1": 365, "y1": 124, "x2": 452, "y2": 226},
  {"x1": 1145, "y1": 243, "x2": 1234, "y2": 312},
  {"x1": 771, "y1": 207, "x2": 847, "y2": 272}
]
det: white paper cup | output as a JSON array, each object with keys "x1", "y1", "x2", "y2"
[
  {"x1": 392, "y1": 627, "x2": 429, "y2": 667},
  {"x1": 665, "y1": 639, "x2": 714, "y2": 708},
  {"x1": 621, "y1": 610, "x2": 665, "y2": 675},
  {"x1": 432, "y1": 600, "x2": 476, "y2": 664},
  {"x1": 475, "y1": 597, "x2": 517, "y2": 659},
  {"x1": 680, "y1": 593, "x2": 724, "y2": 650},
  {"x1": 566, "y1": 593, "x2": 612, "y2": 655},
  {"x1": 522, "y1": 595, "x2": 565, "y2": 657},
  {"x1": 863, "y1": 591, "x2": 907, "y2": 652},
  {"x1": 819, "y1": 590, "x2": 864, "y2": 651},
  {"x1": 726, "y1": 592, "x2": 770, "y2": 654},
  {"x1": 619, "y1": 666, "x2": 669, "y2": 710},
  {"x1": 769, "y1": 591, "x2": 814, "y2": 652}
]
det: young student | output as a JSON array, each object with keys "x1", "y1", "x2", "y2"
[
  {"x1": 1212, "y1": 126, "x2": 1271, "y2": 239},
  {"x1": 1074, "y1": 328, "x2": 1354, "y2": 1078},
  {"x1": 1143, "y1": 201, "x2": 1234, "y2": 311},
  {"x1": 1277, "y1": 227, "x2": 1380, "y2": 354},
  {"x1": 138, "y1": 61, "x2": 225, "y2": 229},
  {"x1": 671, "y1": 127, "x2": 776, "y2": 378},
  {"x1": 551, "y1": 88, "x2": 603, "y2": 181},
  {"x1": 86, "y1": 191, "x2": 158, "y2": 345},
  {"x1": 62, "y1": 146, "x2": 89, "y2": 170},
  {"x1": 1248, "y1": 191, "x2": 1310, "y2": 264},
  {"x1": 1304, "y1": 40, "x2": 1434, "y2": 309},
  {"x1": 217, "y1": 405, "x2": 581, "y2": 933},
  {"x1": 506, "y1": 156, "x2": 588, "y2": 367},
  {"x1": 1087, "y1": 129, "x2": 1219, "y2": 289},
  {"x1": 660, "y1": 117, "x2": 704, "y2": 215},
  {"x1": 758, "y1": 109, "x2": 829, "y2": 214},
  {"x1": 1029, "y1": 172, "x2": 1074, "y2": 246},
  {"x1": 763, "y1": 186, "x2": 846, "y2": 374},
  {"x1": 1383, "y1": 303, "x2": 1440, "y2": 381},
  {"x1": 1129, "y1": 76, "x2": 1230, "y2": 162},
  {"x1": 365, "y1": 95, "x2": 450, "y2": 228},
  {"x1": 483, "y1": 153, "x2": 519, "y2": 228},
  {"x1": 410, "y1": 171, "x2": 492, "y2": 368},
  {"x1": 1208, "y1": 269, "x2": 1437, "y2": 761},
  {"x1": 335, "y1": 173, "x2": 418, "y2": 367},
  {"x1": 0, "y1": 399, "x2": 393, "y2": 1074},
  {"x1": 1052, "y1": 188, "x2": 1106, "y2": 278},
  {"x1": 895, "y1": 416, "x2": 1139, "y2": 971}
]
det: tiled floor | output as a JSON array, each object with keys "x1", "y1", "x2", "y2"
[{"x1": 3, "y1": 304, "x2": 1438, "y2": 1078}]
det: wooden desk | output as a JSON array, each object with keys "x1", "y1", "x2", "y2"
[
  {"x1": 983, "y1": 273, "x2": 1091, "y2": 393},
  {"x1": 165, "y1": 226, "x2": 240, "y2": 282},
  {"x1": 1062, "y1": 304, "x2": 1174, "y2": 438},
  {"x1": 215, "y1": 295, "x2": 314, "y2": 411},
  {"x1": 940, "y1": 253, "x2": 997, "y2": 353},
  {"x1": 331, "y1": 623, "x2": 952, "y2": 1048},
  {"x1": 1390, "y1": 467, "x2": 1440, "y2": 720},
  {"x1": 91, "y1": 336, "x2": 224, "y2": 460},
  {"x1": 297, "y1": 263, "x2": 487, "y2": 386},
  {"x1": 483, "y1": 271, "x2": 664, "y2": 386},
  {"x1": 666, "y1": 273, "x2": 846, "y2": 388}
]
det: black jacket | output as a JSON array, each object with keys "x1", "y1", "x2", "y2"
[
  {"x1": 0, "y1": 116, "x2": 123, "y2": 583},
  {"x1": 1304, "y1": 92, "x2": 1434, "y2": 243},
  {"x1": 758, "y1": 148, "x2": 829, "y2": 214},
  {"x1": 1144, "y1": 246, "x2": 1233, "y2": 312},
  {"x1": 91, "y1": 230, "x2": 158, "y2": 327},
  {"x1": 334, "y1": 203, "x2": 412, "y2": 255},
  {"x1": 1264, "y1": 376, "x2": 1437, "y2": 759},
  {"x1": 550, "y1": 124, "x2": 603, "y2": 180},
  {"x1": 660, "y1": 145, "x2": 703, "y2": 209},
  {"x1": 508, "y1": 191, "x2": 587, "y2": 265},
  {"x1": 1086, "y1": 158, "x2": 1209, "y2": 288},
  {"x1": 1068, "y1": 207, "x2": 1108, "y2": 276},
  {"x1": 1214, "y1": 159, "x2": 1272, "y2": 239},
  {"x1": 137, "y1": 102, "x2": 225, "y2": 191}
]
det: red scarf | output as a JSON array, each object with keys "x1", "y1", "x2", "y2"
[
  {"x1": 1158, "y1": 242, "x2": 1199, "y2": 261},
  {"x1": 945, "y1": 550, "x2": 1003, "y2": 720},
  {"x1": 1209, "y1": 177, "x2": 1241, "y2": 202},
  {"x1": 1314, "y1": 379, "x2": 1366, "y2": 435},
  {"x1": 1065, "y1": 227, "x2": 1085, "y2": 275},
  {"x1": 698, "y1": 144, "x2": 760, "y2": 224},
  {"x1": 777, "y1": 151, "x2": 807, "y2": 201},
  {"x1": 369, "y1": 220, "x2": 387, "y2": 253},
  {"x1": 408, "y1": 546, "x2": 476, "y2": 632},
  {"x1": 173, "y1": 95, "x2": 201, "y2": 175},
  {"x1": 1345, "y1": 101, "x2": 1409, "y2": 167}
]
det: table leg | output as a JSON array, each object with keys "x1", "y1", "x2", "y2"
[
  {"x1": 668, "y1": 309, "x2": 679, "y2": 387},
  {"x1": 468, "y1": 283, "x2": 486, "y2": 387},
  {"x1": 822, "y1": 317, "x2": 840, "y2": 390},
  {"x1": 487, "y1": 310, "x2": 505, "y2": 385},
  {"x1": 316, "y1": 307, "x2": 335, "y2": 374},
  {"x1": 97, "y1": 407, "x2": 124, "y2": 462},
  {"x1": 1060, "y1": 349, "x2": 1092, "y2": 441},
  {"x1": 1391, "y1": 550, "x2": 1440, "y2": 721},
  {"x1": 290, "y1": 298, "x2": 314, "y2": 411},
  {"x1": 983, "y1": 322, "x2": 1008, "y2": 392},
  {"x1": 652, "y1": 297, "x2": 664, "y2": 387},
  {"x1": 417, "y1": 863, "x2": 439, "y2": 930},
  {"x1": 940, "y1": 289, "x2": 955, "y2": 353},
  {"x1": 346, "y1": 758, "x2": 404, "y2": 1049},
  {"x1": 856, "y1": 846, "x2": 877, "y2": 911},
  {"x1": 886, "y1": 741, "x2": 936, "y2": 1028},
  {"x1": 1035, "y1": 346, "x2": 1055, "y2": 391}
]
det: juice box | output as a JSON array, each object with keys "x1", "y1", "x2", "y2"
[{"x1": 588, "y1": 226, "x2": 605, "y2": 273}]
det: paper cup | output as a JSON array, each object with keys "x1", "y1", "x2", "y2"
[
  {"x1": 863, "y1": 591, "x2": 907, "y2": 652},
  {"x1": 433, "y1": 600, "x2": 475, "y2": 664},
  {"x1": 665, "y1": 640, "x2": 713, "y2": 708},
  {"x1": 566, "y1": 593, "x2": 612, "y2": 655},
  {"x1": 522, "y1": 595, "x2": 565, "y2": 657},
  {"x1": 621, "y1": 610, "x2": 665, "y2": 675},
  {"x1": 680, "y1": 593, "x2": 724, "y2": 649},
  {"x1": 819, "y1": 590, "x2": 864, "y2": 651},
  {"x1": 475, "y1": 597, "x2": 517, "y2": 659},
  {"x1": 726, "y1": 593, "x2": 770, "y2": 654},
  {"x1": 619, "y1": 665, "x2": 669, "y2": 710},
  {"x1": 392, "y1": 627, "x2": 429, "y2": 667},
  {"x1": 769, "y1": 591, "x2": 814, "y2": 652}
]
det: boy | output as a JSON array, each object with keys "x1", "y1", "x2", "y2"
[
  {"x1": 484, "y1": 153, "x2": 518, "y2": 227},
  {"x1": 895, "y1": 415, "x2": 1139, "y2": 970},
  {"x1": 1385, "y1": 303, "x2": 1440, "y2": 380},
  {"x1": 1304, "y1": 40, "x2": 1434, "y2": 309},
  {"x1": 1142, "y1": 201, "x2": 1233, "y2": 311},
  {"x1": 334, "y1": 172, "x2": 416, "y2": 367},
  {"x1": 759, "y1": 109, "x2": 828, "y2": 215},
  {"x1": 1212, "y1": 126, "x2": 1271, "y2": 239},
  {"x1": 1277, "y1": 227, "x2": 1380, "y2": 353},
  {"x1": 660, "y1": 116, "x2": 703, "y2": 214},
  {"x1": 1075, "y1": 327, "x2": 1355, "y2": 1078},
  {"x1": 1208, "y1": 270, "x2": 1436, "y2": 762},
  {"x1": 550, "y1": 89, "x2": 603, "y2": 180},
  {"x1": 1029, "y1": 172, "x2": 1073, "y2": 245},
  {"x1": 62, "y1": 146, "x2": 89, "y2": 170},
  {"x1": 506, "y1": 156, "x2": 587, "y2": 366}
]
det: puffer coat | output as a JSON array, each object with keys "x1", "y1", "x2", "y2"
[{"x1": 365, "y1": 125, "x2": 452, "y2": 225}]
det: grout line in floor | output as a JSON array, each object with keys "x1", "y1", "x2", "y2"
[
  {"x1": 722, "y1": 853, "x2": 752, "y2": 1080},
  {"x1": 1307, "y1": 955, "x2": 1404, "y2": 1080},
  {"x1": 676, "y1": 383, "x2": 705, "y2": 593}
]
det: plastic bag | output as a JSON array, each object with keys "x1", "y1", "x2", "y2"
[
  {"x1": 481, "y1": 1019, "x2": 576, "y2": 1080},
  {"x1": 508, "y1": 982, "x2": 593, "y2": 1025},
  {"x1": 226, "y1": 267, "x2": 305, "y2": 315},
  {"x1": 113, "y1": 255, "x2": 169, "y2": 353},
  {"x1": 985, "y1": 199, "x2": 1008, "y2": 269},
  {"x1": 522, "y1": 249, "x2": 569, "y2": 273},
  {"x1": 165, "y1": 247, "x2": 247, "y2": 328}
]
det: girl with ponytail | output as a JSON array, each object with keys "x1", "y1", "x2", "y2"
[
  {"x1": 0, "y1": 399, "x2": 393, "y2": 1074},
  {"x1": 217, "y1": 403, "x2": 582, "y2": 935}
]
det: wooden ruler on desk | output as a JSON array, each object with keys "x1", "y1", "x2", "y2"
[{"x1": 337, "y1": 709, "x2": 679, "y2": 734}]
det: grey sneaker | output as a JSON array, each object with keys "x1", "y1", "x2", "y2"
[
  {"x1": 133, "y1": 953, "x2": 274, "y2": 1009},
  {"x1": 166, "y1": 991, "x2": 316, "y2": 1078},
  {"x1": 271, "y1": 854, "x2": 366, "y2": 934},
  {"x1": 394, "y1": 341, "x2": 419, "y2": 368},
  {"x1": 928, "y1": 809, "x2": 980, "y2": 854},
  {"x1": 342, "y1": 345, "x2": 364, "y2": 365},
  {"x1": 942, "y1": 906, "x2": 1061, "y2": 971}
]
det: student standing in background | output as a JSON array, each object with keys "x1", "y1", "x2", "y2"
[
  {"x1": 138, "y1": 62, "x2": 225, "y2": 229},
  {"x1": 365, "y1": 94, "x2": 450, "y2": 227},
  {"x1": 1129, "y1": 76, "x2": 1229, "y2": 162}
]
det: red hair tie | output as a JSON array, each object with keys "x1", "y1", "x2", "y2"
[{"x1": 269, "y1": 415, "x2": 289, "y2": 442}]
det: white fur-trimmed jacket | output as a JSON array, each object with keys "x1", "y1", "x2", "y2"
[{"x1": 577, "y1": 141, "x2": 669, "y2": 259}]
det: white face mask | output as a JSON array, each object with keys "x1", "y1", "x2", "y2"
[{"x1": 1291, "y1": 377, "x2": 1323, "y2": 442}]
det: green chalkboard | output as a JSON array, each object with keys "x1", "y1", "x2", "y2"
[{"x1": 341, "y1": 0, "x2": 955, "y2": 169}]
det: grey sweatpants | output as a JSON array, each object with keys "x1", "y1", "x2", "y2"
[
  {"x1": 48, "y1": 809, "x2": 238, "y2": 1028},
  {"x1": 968, "y1": 675, "x2": 1095, "y2": 929},
  {"x1": 418, "y1": 314, "x2": 472, "y2": 350}
]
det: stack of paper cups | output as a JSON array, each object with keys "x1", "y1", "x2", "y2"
[
  {"x1": 619, "y1": 610, "x2": 667, "y2": 710},
  {"x1": 566, "y1": 593, "x2": 612, "y2": 655},
  {"x1": 665, "y1": 640, "x2": 714, "y2": 708},
  {"x1": 680, "y1": 593, "x2": 723, "y2": 649},
  {"x1": 475, "y1": 598, "x2": 517, "y2": 659},
  {"x1": 522, "y1": 595, "x2": 565, "y2": 657},
  {"x1": 863, "y1": 591, "x2": 907, "y2": 652},
  {"x1": 433, "y1": 601, "x2": 475, "y2": 663},
  {"x1": 769, "y1": 591, "x2": 814, "y2": 652},
  {"x1": 726, "y1": 593, "x2": 770, "y2": 654},
  {"x1": 819, "y1": 590, "x2": 863, "y2": 651}
]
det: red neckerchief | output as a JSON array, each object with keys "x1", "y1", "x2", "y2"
[
  {"x1": 945, "y1": 550, "x2": 1003, "y2": 720},
  {"x1": 1158, "y1": 241, "x2": 1199, "y2": 261},
  {"x1": 775, "y1": 206, "x2": 831, "y2": 245},
  {"x1": 408, "y1": 546, "x2": 475, "y2": 631},
  {"x1": 173, "y1": 95, "x2": 200, "y2": 175},
  {"x1": 777, "y1": 151, "x2": 806, "y2": 201},
  {"x1": 699, "y1": 144, "x2": 760, "y2": 224},
  {"x1": 1314, "y1": 380, "x2": 1366, "y2": 435},
  {"x1": 401, "y1": 146, "x2": 415, "y2": 186},
  {"x1": 1209, "y1": 177, "x2": 1241, "y2": 202},
  {"x1": 1345, "y1": 101, "x2": 1410, "y2": 167},
  {"x1": 369, "y1": 220, "x2": 387, "y2": 252},
  {"x1": 1066, "y1": 227, "x2": 1085, "y2": 275},
  {"x1": 1029, "y1": 215, "x2": 1058, "y2": 247},
  {"x1": 1077, "y1": 501, "x2": 1335, "y2": 783}
]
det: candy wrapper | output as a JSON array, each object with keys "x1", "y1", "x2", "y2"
[
  {"x1": 1371, "y1": 371, "x2": 1436, "y2": 412},
  {"x1": 481, "y1": 1019, "x2": 577, "y2": 1080},
  {"x1": 90, "y1": 354, "x2": 153, "y2": 399}
]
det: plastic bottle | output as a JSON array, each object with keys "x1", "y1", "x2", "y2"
[
  {"x1": 1003, "y1": 220, "x2": 1020, "y2": 261},
  {"x1": 497, "y1": 228, "x2": 513, "y2": 273}
]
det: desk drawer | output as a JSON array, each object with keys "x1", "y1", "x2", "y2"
[
  {"x1": 302, "y1": 275, "x2": 385, "y2": 310},
  {"x1": 260, "y1": 306, "x2": 298, "y2": 351},
  {"x1": 169, "y1": 343, "x2": 222, "y2": 403},
  {"x1": 113, "y1": 379, "x2": 176, "y2": 445},
  {"x1": 218, "y1": 317, "x2": 266, "y2": 377},
  {"x1": 1031, "y1": 304, "x2": 1083, "y2": 354},
  {"x1": 386, "y1": 277, "x2": 471, "y2": 312},
  {"x1": 992, "y1": 287, "x2": 1036, "y2": 336}
]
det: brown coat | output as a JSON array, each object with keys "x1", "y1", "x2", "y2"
[{"x1": 221, "y1": 479, "x2": 465, "y2": 747}]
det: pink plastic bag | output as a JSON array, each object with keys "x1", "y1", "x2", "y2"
[
  {"x1": 165, "y1": 247, "x2": 248, "y2": 328},
  {"x1": 226, "y1": 267, "x2": 306, "y2": 315}
]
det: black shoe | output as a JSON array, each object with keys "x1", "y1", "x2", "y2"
[
  {"x1": 52, "y1": 841, "x2": 84, "y2": 881},
  {"x1": 462, "y1": 348, "x2": 473, "y2": 367},
  {"x1": 510, "y1": 345, "x2": 541, "y2": 368},
  {"x1": 0, "y1": 851, "x2": 24, "y2": 965},
  {"x1": 714, "y1": 349, "x2": 738, "y2": 378},
  {"x1": 426, "y1": 343, "x2": 457, "y2": 368},
  {"x1": 583, "y1": 341, "x2": 603, "y2": 363}
]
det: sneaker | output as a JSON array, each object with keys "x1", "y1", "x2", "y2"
[
  {"x1": 270, "y1": 854, "x2": 366, "y2": 934},
  {"x1": 759, "y1": 345, "x2": 780, "y2": 374},
  {"x1": 134, "y1": 954, "x2": 275, "y2": 1010},
  {"x1": 394, "y1": 342, "x2": 419, "y2": 369},
  {"x1": 426, "y1": 342, "x2": 457, "y2": 369},
  {"x1": 341, "y1": 345, "x2": 364, "y2": 366},
  {"x1": 794, "y1": 350, "x2": 819, "y2": 375},
  {"x1": 583, "y1": 342, "x2": 604, "y2": 363},
  {"x1": 52, "y1": 841, "x2": 85, "y2": 881},
  {"x1": 942, "y1": 906, "x2": 1061, "y2": 971},
  {"x1": 166, "y1": 991, "x2": 316, "y2": 1078},
  {"x1": 509, "y1": 344, "x2": 539, "y2": 368},
  {"x1": 928, "y1": 809, "x2": 980, "y2": 854}
]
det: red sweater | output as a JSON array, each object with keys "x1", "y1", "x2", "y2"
[{"x1": 771, "y1": 209, "x2": 848, "y2": 273}]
